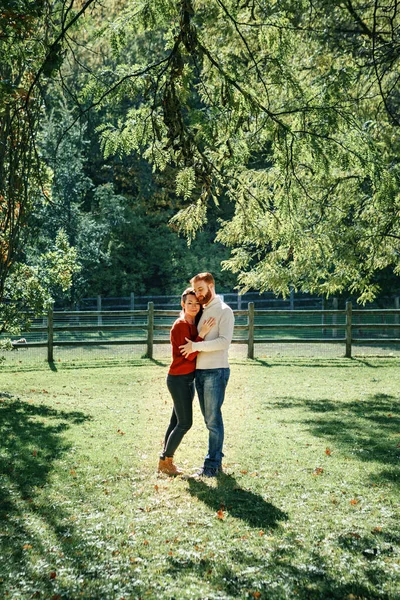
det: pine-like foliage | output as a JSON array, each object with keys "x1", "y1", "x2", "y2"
[{"x1": 88, "y1": 0, "x2": 400, "y2": 301}]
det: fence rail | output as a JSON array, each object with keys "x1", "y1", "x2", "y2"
[
  {"x1": 55, "y1": 292, "x2": 400, "y2": 312},
  {"x1": 7, "y1": 302, "x2": 400, "y2": 362}
]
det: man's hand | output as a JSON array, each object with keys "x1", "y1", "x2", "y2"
[{"x1": 179, "y1": 337, "x2": 193, "y2": 357}]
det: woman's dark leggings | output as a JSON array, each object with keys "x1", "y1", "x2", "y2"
[{"x1": 162, "y1": 372, "x2": 195, "y2": 458}]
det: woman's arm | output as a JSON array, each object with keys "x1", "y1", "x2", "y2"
[
  {"x1": 198, "y1": 317, "x2": 216, "y2": 339},
  {"x1": 171, "y1": 321, "x2": 200, "y2": 362}
]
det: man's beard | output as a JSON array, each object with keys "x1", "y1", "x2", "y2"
[{"x1": 198, "y1": 289, "x2": 213, "y2": 305}]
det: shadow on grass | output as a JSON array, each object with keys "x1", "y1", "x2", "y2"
[
  {"x1": 0, "y1": 393, "x2": 158, "y2": 599},
  {"x1": 0, "y1": 397, "x2": 90, "y2": 499},
  {"x1": 168, "y1": 475, "x2": 395, "y2": 600},
  {"x1": 166, "y1": 522, "x2": 392, "y2": 599},
  {"x1": 0, "y1": 358, "x2": 160, "y2": 373},
  {"x1": 253, "y1": 357, "x2": 400, "y2": 369},
  {"x1": 187, "y1": 472, "x2": 287, "y2": 529},
  {"x1": 264, "y1": 392, "x2": 399, "y2": 484},
  {"x1": 0, "y1": 395, "x2": 94, "y2": 597},
  {"x1": 306, "y1": 393, "x2": 399, "y2": 470}
]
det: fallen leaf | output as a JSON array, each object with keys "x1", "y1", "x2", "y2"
[
  {"x1": 143, "y1": 540, "x2": 149, "y2": 545},
  {"x1": 22, "y1": 544, "x2": 32, "y2": 550},
  {"x1": 325, "y1": 448, "x2": 332, "y2": 456},
  {"x1": 49, "y1": 571, "x2": 57, "y2": 579},
  {"x1": 216, "y1": 509, "x2": 225, "y2": 520},
  {"x1": 350, "y1": 499, "x2": 359, "y2": 505},
  {"x1": 154, "y1": 485, "x2": 159, "y2": 492},
  {"x1": 32, "y1": 450, "x2": 37, "y2": 457},
  {"x1": 240, "y1": 470, "x2": 248, "y2": 474},
  {"x1": 313, "y1": 467, "x2": 324, "y2": 476},
  {"x1": 372, "y1": 526, "x2": 382, "y2": 533},
  {"x1": 252, "y1": 592, "x2": 261, "y2": 599},
  {"x1": 117, "y1": 429, "x2": 125, "y2": 435}
]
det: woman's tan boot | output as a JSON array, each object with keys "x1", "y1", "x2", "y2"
[{"x1": 158, "y1": 457, "x2": 183, "y2": 476}]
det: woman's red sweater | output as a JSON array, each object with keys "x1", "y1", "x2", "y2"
[{"x1": 168, "y1": 318, "x2": 203, "y2": 375}]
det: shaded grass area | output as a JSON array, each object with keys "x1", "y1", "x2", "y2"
[{"x1": 0, "y1": 358, "x2": 399, "y2": 599}]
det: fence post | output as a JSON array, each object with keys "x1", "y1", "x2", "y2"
[
  {"x1": 395, "y1": 296, "x2": 399, "y2": 337},
  {"x1": 345, "y1": 301, "x2": 352, "y2": 358},
  {"x1": 290, "y1": 287, "x2": 294, "y2": 311},
  {"x1": 47, "y1": 304, "x2": 54, "y2": 363},
  {"x1": 130, "y1": 293, "x2": 135, "y2": 323},
  {"x1": 321, "y1": 297, "x2": 326, "y2": 335},
  {"x1": 97, "y1": 295, "x2": 102, "y2": 326},
  {"x1": 146, "y1": 301, "x2": 154, "y2": 359},
  {"x1": 237, "y1": 292, "x2": 242, "y2": 310},
  {"x1": 247, "y1": 302, "x2": 254, "y2": 359},
  {"x1": 332, "y1": 297, "x2": 338, "y2": 337}
]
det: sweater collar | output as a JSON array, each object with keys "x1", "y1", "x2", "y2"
[{"x1": 203, "y1": 296, "x2": 221, "y2": 310}]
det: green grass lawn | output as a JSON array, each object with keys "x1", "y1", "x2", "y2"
[{"x1": 0, "y1": 357, "x2": 399, "y2": 599}]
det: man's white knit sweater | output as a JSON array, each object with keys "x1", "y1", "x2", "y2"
[{"x1": 191, "y1": 296, "x2": 235, "y2": 369}]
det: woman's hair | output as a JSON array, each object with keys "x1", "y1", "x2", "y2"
[{"x1": 180, "y1": 287, "x2": 203, "y2": 326}]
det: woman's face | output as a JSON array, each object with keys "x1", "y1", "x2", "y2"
[{"x1": 182, "y1": 294, "x2": 201, "y2": 318}]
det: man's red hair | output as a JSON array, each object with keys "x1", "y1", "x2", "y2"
[{"x1": 190, "y1": 272, "x2": 215, "y2": 286}]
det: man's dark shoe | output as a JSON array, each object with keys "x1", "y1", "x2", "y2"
[{"x1": 194, "y1": 465, "x2": 222, "y2": 478}]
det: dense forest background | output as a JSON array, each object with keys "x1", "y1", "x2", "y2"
[
  {"x1": 30, "y1": 93, "x2": 237, "y2": 301},
  {"x1": 1, "y1": 0, "x2": 400, "y2": 328}
]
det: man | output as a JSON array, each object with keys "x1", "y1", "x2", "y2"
[{"x1": 179, "y1": 272, "x2": 234, "y2": 477}]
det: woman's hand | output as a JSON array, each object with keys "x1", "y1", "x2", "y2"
[{"x1": 199, "y1": 317, "x2": 216, "y2": 338}]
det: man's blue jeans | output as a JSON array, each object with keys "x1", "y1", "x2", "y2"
[{"x1": 195, "y1": 368, "x2": 230, "y2": 469}]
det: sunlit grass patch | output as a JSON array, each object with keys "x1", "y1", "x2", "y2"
[{"x1": 1, "y1": 358, "x2": 399, "y2": 599}]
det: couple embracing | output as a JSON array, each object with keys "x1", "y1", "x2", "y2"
[{"x1": 158, "y1": 272, "x2": 235, "y2": 478}]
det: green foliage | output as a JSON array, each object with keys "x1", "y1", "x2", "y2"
[
  {"x1": 0, "y1": 231, "x2": 79, "y2": 336},
  {"x1": 4, "y1": 0, "x2": 400, "y2": 307},
  {"x1": 0, "y1": 1, "x2": 98, "y2": 337},
  {"x1": 86, "y1": 0, "x2": 400, "y2": 302},
  {"x1": 175, "y1": 166, "x2": 196, "y2": 200}
]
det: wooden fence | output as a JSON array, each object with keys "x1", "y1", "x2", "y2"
[{"x1": 9, "y1": 302, "x2": 400, "y2": 362}]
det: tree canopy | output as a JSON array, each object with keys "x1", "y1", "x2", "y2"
[
  {"x1": 91, "y1": 0, "x2": 400, "y2": 302},
  {"x1": 0, "y1": 0, "x2": 94, "y2": 332},
  {"x1": 1, "y1": 0, "x2": 399, "y2": 327}
]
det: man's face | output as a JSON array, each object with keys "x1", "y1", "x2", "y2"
[{"x1": 193, "y1": 280, "x2": 213, "y2": 305}]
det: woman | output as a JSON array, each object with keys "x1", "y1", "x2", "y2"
[{"x1": 158, "y1": 287, "x2": 215, "y2": 476}]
